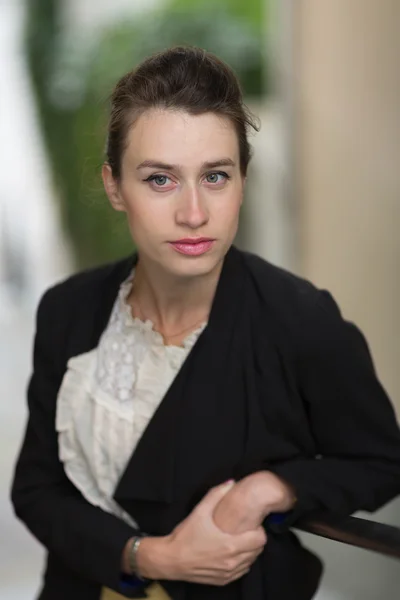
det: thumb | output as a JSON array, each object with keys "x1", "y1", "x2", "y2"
[{"x1": 196, "y1": 480, "x2": 235, "y2": 514}]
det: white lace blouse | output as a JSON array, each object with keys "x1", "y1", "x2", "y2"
[{"x1": 55, "y1": 270, "x2": 207, "y2": 528}]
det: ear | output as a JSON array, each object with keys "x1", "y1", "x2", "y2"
[{"x1": 102, "y1": 163, "x2": 126, "y2": 212}]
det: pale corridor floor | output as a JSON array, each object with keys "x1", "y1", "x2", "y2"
[{"x1": 1, "y1": 310, "x2": 399, "y2": 600}]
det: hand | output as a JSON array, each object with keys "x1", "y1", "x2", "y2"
[
  {"x1": 135, "y1": 481, "x2": 267, "y2": 586},
  {"x1": 213, "y1": 472, "x2": 297, "y2": 534}
]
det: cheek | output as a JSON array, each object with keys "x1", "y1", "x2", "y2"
[
  {"x1": 212, "y1": 190, "x2": 243, "y2": 223},
  {"x1": 123, "y1": 195, "x2": 170, "y2": 238},
  {"x1": 120, "y1": 184, "x2": 148, "y2": 222}
]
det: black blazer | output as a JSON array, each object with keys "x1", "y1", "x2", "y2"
[{"x1": 11, "y1": 246, "x2": 400, "y2": 600}]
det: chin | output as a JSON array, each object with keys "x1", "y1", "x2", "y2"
[{"x1": 165, "y1": 251, "x2": 223, "y2": 280}]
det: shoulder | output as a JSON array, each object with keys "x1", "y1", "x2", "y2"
[
  {"x1": 37, "y1": 255, "x2": 134, "y2": 319},
  {"x1": 241, "y1": 250, "x2": 322, "y2": 316},
  {"x1": 240, "y1": 249, "x2": 358, "y2": 351}
]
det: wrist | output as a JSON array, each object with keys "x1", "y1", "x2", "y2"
[
  {"x1": 135, "y1": 535, "x2": 177, "y2": 581},
  {"x1": 258, "y1": 471, "x2": 297, "y2": 514},
  {"x1": 122, "y1": 537, "x2": 135, "y2": 575}
]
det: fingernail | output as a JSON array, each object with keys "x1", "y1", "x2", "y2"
[{"x1": 223, "y1": 479, "x2": 235, "y2": 486}]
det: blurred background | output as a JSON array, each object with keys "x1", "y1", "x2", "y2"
[{"x1": 1, "y1": 0, "x2": 399, "y2": 598}]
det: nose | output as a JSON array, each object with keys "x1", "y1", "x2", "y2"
[{"x1": 175, "y1": 185, "x2": 209, "y2": 229}]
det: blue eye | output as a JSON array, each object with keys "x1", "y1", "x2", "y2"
[
  {"x1": 144, "y1": 171, "x2": 230, "y2": 188},
  {"x1": 205, "y1": 172, "x2": 230, "y2": 184},
  {"x1": 145, "y1": 174, "x2": 171, "y2": 186}
]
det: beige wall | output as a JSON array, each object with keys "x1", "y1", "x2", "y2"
[{"x1": 295, "y1": 0, "x2": 400, "y2": 411}]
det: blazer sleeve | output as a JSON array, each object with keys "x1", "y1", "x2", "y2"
[
  {"x1": 267, "y1": 289, "x2": 400, "y2": 530},
  {"x1": 10, "y1": 289, "x2": 140, "y2": 593}
]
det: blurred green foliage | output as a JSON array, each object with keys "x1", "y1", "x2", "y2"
[{"x1": 26, "y1": 0, "x2": 266, "y2": 268}]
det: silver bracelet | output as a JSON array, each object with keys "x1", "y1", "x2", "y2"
[{"x1": 128, "y1": 536, "x2": 144, "y2": 579}]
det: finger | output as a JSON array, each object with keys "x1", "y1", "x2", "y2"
[
  {"x1": 195, "y1": 481, "x2": 236, "y2": 514},
  {"x1": 233, "y1": 527, "x2": 267, "y2": 553},
  {"x1": 199, "y1": 548, "x2": 261, "y2": 578},
  {"x1": 181, "y1": 568, "x2": 243, "y2": 586},
  {"x1": 235, "y1": 547, "x2": 264, "y2": 567},
  {"x1": 189, "y1": 570, "x2": 249, "y2": 587},
  {"x1": 228, "y1": 565, "x2": 251, "y2": 584},
  {"x1": 184, "y1": 564, "x2": 252, "y2": 587},
  {"x1": 186, "y1": 552, "x2": 256, "y2": 579}
]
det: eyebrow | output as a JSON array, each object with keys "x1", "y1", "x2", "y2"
[{"x1": 136, "y1": 158, "x2": 236, "y2": 171}]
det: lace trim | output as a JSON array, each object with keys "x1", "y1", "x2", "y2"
[
  {"x1": 56, "y1": 351, "x2": 138, "y2": 527},
  {"x1": 118, "y1": 271, "x2": 207, "y2": 350},
  {"x1": 55, "y1": 267, "x2": 206, "y2": 526}
]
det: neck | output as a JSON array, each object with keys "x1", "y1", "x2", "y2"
[{"x1": 128, "y1": 255, "x2": 223, "y2": 334}]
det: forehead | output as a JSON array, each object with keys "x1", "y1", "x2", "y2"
[{"x1": 124, "y1": 108, "x2": 239, "y2": 165}]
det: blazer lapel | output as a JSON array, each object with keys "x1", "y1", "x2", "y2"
[
  {"x1": 91, "y1": 255, "x2": 138, "y2": 348},
  {"x1": 113, "y1": 246, "x2": 249, "y2": 533},
  {"x1": 65, "y1": 254, "x2": 137, "y2": 362}
]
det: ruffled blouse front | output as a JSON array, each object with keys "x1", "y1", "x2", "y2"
[{"x1": 55, "y1": 270, "x2": 207, "y2": 528}]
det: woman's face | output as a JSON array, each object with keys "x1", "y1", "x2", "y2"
[{"x1": 103, "y1": 108, "x2": 246, "y2": 280}]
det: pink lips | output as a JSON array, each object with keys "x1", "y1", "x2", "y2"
[{"x1": 169, "y1": 238, "x2": 215, "y2": 256}]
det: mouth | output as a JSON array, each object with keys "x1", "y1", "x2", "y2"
[{"x1": 168, "y1": 238, "x2": 216, "y2": 256}]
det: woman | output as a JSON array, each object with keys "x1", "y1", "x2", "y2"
[{"x1": 11, "y1": 46, "x2": 400, "y2": 600}]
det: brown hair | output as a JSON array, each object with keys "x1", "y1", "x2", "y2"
[{"x1": 106, "y1": 45, "x2": 260, "y2": 179}]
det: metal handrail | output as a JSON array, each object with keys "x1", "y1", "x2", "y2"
[{"x1": 296, "y1": 514, "x2": 400, "y2": 560}]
